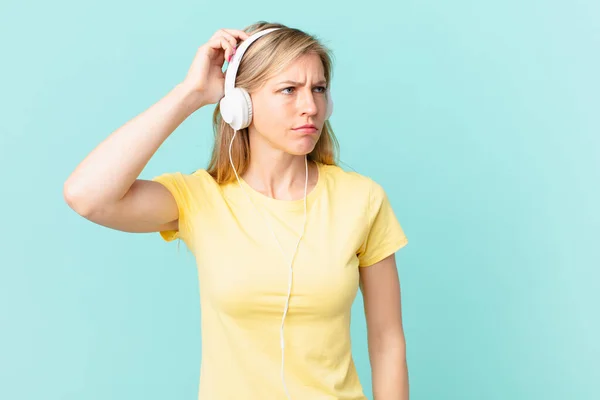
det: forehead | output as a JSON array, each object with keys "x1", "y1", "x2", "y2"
[{"x1": 268, "y1": 53, "x2": 326, "y2": 83}]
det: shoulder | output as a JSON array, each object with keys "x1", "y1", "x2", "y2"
[
  {"x1": 151, "y1": 168, "x2": 226, "y2": 216},
  {"x1": 189, "y1": 168, "x2": 217, "y2": 184},
  {"x1": 151, "y1": 168, "x2": 222, "y2": 201},
  {"x1": 320, "y1": 162, "x2": 385, "y2": 197},
  {"x1": 153, "y1": 168, "x2": 216, "y2": 185}
]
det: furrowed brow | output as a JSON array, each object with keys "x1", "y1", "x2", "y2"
[{"x1": 277, "y1": 79, "x2": 327, "y2": 86}]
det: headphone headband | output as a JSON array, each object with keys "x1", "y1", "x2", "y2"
[{"x1": 224, "y1": 27, "x2": 281, "y2": 95}]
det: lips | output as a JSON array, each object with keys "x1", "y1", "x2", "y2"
[
  {"x1": 293, "y1": 124, "x2": 318, "y2": 132},
  {"x1": 294, "y1": 124, "x2": 317, "y2": 130},
  {"x1": 294, "y1": 128, "x2": 318, "y2": 134}
]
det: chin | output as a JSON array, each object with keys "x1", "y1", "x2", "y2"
[{"x1": 284, "y1": 139, "x2": 318, "y2": 156}]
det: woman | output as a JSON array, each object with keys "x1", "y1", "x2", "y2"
[{"x1": 64, "y1": 21, "x2": 410, "y2": 400}]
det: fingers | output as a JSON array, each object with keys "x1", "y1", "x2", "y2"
[
  {"x1": 207, "y1": 29, "x2": 251, "y2": 63},
  {"x1": 221, "y1": 37, "x2": 235, "y2": 63},
  {"x1": 221, "y1": 29, "x2": 250, "y2": 41},
  {"x1": 206, "y1": 36, "x2": 233, "y2": 64},
  {"x1": 217, "y1": 30, "x2": 240, "y2": 63}
]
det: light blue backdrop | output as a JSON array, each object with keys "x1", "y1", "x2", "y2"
[{"x1": 1, "y1": 0, "x2": 598, "y2": 399}]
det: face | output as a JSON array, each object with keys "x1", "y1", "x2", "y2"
[{"x1": 248, "y1": 53, "x2": 328, "y2": 155}]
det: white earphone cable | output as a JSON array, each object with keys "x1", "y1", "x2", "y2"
[{"x1": 228, "y1": 130, "x2": 308, "y2": 400}]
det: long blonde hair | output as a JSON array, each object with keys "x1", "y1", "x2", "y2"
[{"x1": 207, "y1": 21, "x2": 339, "y2": 184}]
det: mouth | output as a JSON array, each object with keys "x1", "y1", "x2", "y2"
[{"x1": 293, "y1": 124, "x2": 318, "y2": 133}]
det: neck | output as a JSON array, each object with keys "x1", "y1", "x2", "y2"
[{"x1": 242, "y1": 135, "x2": 314, "y2": 201}]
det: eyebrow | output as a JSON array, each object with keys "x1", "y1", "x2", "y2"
[{"x1": 277, "y1": 79, "x2": 327, "y2": 86}]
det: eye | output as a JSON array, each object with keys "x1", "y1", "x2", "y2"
[{"x1": 280, "y1": 86, "x2": 327, "y2": 95}]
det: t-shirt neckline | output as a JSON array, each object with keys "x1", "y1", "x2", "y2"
[{"x1": 237, "y1": 161, "x2": 325, "y2": 212}]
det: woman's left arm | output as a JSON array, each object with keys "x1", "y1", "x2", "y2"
[{"x1": 359, "y1": 253, "x2": 409, "y2": 400}]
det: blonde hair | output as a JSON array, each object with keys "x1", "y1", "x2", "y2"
[{"x1": 207, "y1": 21, "x2": 339, "y2": 184}]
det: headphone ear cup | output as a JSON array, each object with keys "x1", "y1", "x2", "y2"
[
  {"x1": 220, "y1": 88, "x2": 253, "y2": 130},
  {"x1": 219, "y1": 95, "x2": 234, "y2": 127},
  {"x1": 239, "y1": 88, "x2": 252, "y2": 129}
]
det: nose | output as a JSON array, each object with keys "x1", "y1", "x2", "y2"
[{"x1": 297, "y1": 89, "x2": 318, "y2": 116}]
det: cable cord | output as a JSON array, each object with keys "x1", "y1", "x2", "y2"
[{"x1": 228, "y1": 130, "x2": 308, "y2": 400}]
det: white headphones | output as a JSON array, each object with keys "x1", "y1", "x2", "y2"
[{"x1": 219, "y1": 27, "x2": 333, "y2": 131}]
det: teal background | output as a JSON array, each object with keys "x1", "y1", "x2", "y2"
[{"x1": 1, "y1": 0, "x2": 598, "y2": 399}]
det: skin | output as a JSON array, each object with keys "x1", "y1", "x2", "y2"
[
  {"x1": 360, "y1": 254, "x2": 410, "y2": 400},
  {"x1": 240, "y1": 53, "x2": 327, "y2": 200}
]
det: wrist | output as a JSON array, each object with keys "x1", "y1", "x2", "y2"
[{"x1": 174, "y1": 83, "x2": 208, "y2": 113}]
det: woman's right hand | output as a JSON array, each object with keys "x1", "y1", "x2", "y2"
[{"x1": 181, "y1": 28, "x2": 250, "y2": 107}]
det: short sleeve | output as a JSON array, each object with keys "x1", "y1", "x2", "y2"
[
  {"x1": 151, "y1": 171, "x2": 196, "y2": 244},
  {"x1": 357, "y1": 180, "x2": 408, "y2": 267}
]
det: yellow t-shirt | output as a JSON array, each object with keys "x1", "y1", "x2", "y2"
[{"x1": 152, "y1": 161, "x2": 408, "y2": 399}]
